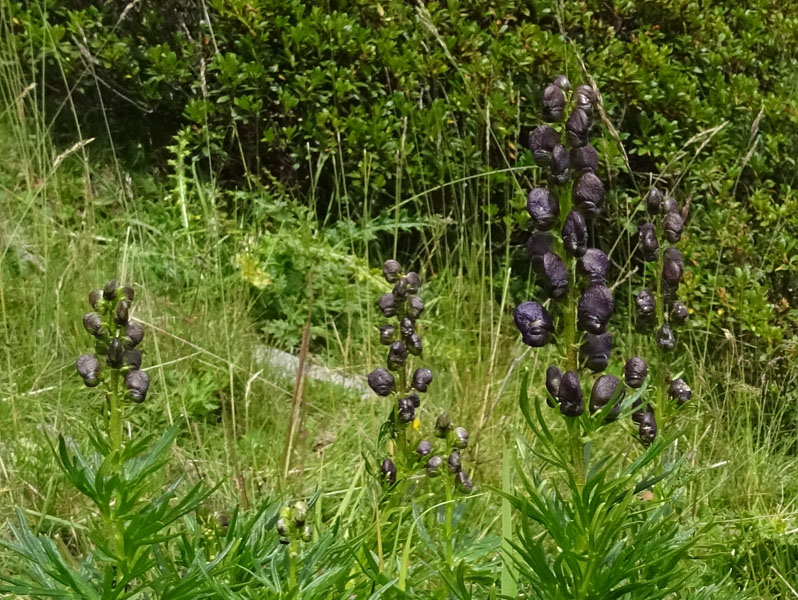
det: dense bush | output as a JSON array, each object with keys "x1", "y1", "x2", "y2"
[{"x1": 6, "y1": 0, "x2": 797, "y2": 362}]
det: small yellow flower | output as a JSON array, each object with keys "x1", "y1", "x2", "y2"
[{"x1": 412, "y1": 418, "x2": 421, "y2": 431}]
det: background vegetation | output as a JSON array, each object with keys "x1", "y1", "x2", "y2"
[{"x1": 0, "y1": 0, "x2": 797, "y2": 596}]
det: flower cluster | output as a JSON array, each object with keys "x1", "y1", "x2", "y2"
[
  {"x1": 369, "y1": 261, "x2": 473, "y2": 492},
  {"x1": 76, "y1": 280, "x2": 149, "y2": 403},
  {"x1": 277, "y1": 500, "x2": 312, "y2": 553}
]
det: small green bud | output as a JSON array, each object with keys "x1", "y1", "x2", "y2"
[{"x1": 293, "y1": 501, "x2": 308, "y2": 527}]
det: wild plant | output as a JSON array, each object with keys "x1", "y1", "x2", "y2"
[
  {"x1": 504, "y1": 75, "x2": 704, "y2": 598},
  {"x1": 0, "y1": 280, "x2": 215, "y2": 599}
]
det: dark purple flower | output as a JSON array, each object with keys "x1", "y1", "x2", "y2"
[
  {"x1": 379, "y1": 324, "x2": 396, "y2": 345},
  {"x1": 456, "y1": 470, "x2": 474, "y2": 493},
  {"x1": 381, "y1": 458, "x2": 397, "y2": 485},
  {"x1": 426, "y1": 455, "x2": 443, "y2": 477},
  {"x1": 578, "y1": 249, "x2": 609, "y2": 284},
  {"x1": 407, "y1": 296, "x2": 425, "y2": 319},
  {"x1": 638, "y1": 222, "x2": 659, "y2": 262},
  {"x1": 514, "y1": 301, "x2": 554, "y2": 347},
  {"x1": 575, "y1": 84, "x2": 597, "y2": 114},
  {"x1": 125, "y1": 321, "x2": 144, "y2": 348},
  {"x1": 125, "y1": 369, "x2": 150, "y2": 403},
  {"x1": 558, "y1": 371, "x2": 584, "y2": 417},
  {"x1": 646, "y1": 187, "x2": 663, "y2": 214},
  {"x1": 553, "y1": 74, "x2": 571, "y2": 90},
  {"x1": 545, "y1": 365, "x2": 562, "y2": 402},
  {"x1": 566, "y1": 108, "x2": 590, "y2": 147},
  {"x1": 387, "y1": 341, "x2": 408, "y2": 370},
  {"x1": 407, "y1": 333, "x2": 423, "y2": 356},
  {"x1": 638, "y1": 410, "x2": 657, "y2": 444},
  {"x1": 368, "y1": 368, "x2": 395, "y2": 396},
  {"x1": 669, "y1": 378, "x2": 693, "y2": 404},
  {"x1": 663, "y1": 212, "x2": 684, "y2": 243},
  {"x1": 82, "y1": 312, "x2": 105, "y2": 338},
  {"x1": 657, "y1": 323, "x2": 676, "y2": 351},
  {"x1": 529, "y1": 125, "x2": 560, "y2": 165},
  {"x1": 662, "y1": 196, "x2": 680, "y2": 215},
  {"x1": 526, "y1": 232, "x2": 554, "y2": 274},
  {"x1": 543, "y1": 84, "x2": 566, "y2": 122},
  {"x1": 453, "y1": 427, "x2": 469, "y2": 449},
  {"x1": 417, "y1": 440, "x2": 433, "y2": 456},
  {"x1": 571, "y1": 145, "x2": 598, "y2": 172},
  {"x1": 397, "y1": 396, "x2": 415, "y2": 423},
  {"x1": 405, "y1": 272, "x2": 421, "y2": 294},
  {"x1": 662, "y1": 259, "x2": 683, "y2": 289},
  {"x1": 88, "y1": 289, "x2": 102, "y2": 309},
  {"x1": 580, "y1": 332, "x2": 612, "y2": 372},
  {"x1": 550, "y1": 144, "x2": 570, "y2": 185},
  {"x1": 400, "y1": 317, "x2": 415, "y2": 340},
  {"x1": 573, "y1": 171, "x2": 605, "y2": 215},
  {"x1": 378, "y1": 293, "x2": 399, "y2": 317},
  {"x1": 635, "y1": 289, "x2": 657, "y2": 320},
  {"x1": 562, "y1": 210, "x2": 588, "y2": 257},
  {"x1": 671, "y1": 302, "x2": 689, "y2": 324},
  {"x1": 76, "y1": 354, "x2": 101, "y2": 387},
  {"x1": 527, "y1": 188, "x2": 560, "y2": 231},
  {"x1": 577, "y1": 285, "x2": 614, "y2": 334},
  {"x1": 448, "y1": 450, "x2": 462, "y2": 473},
  {"x1": 107, "y1": 338, "x2": 124, "y2": 368},
  {"x1": 434, "y1": 412, "x2": 452, "y2": 438},
  {"x1": 383, "y1": 260, "x2": 402, "y2": 283},
  {"x1": 412, "y1": 367, "x2": 433, "y2": 392},
  {"x1": 590, "y1": 374, "x2": 624, "y2": 414},
  {"x1": 542, "y1": 252, "x2": 569, "y2": 299},
  {"x1": 624, "y1": 357, "x2": 648, "y2": 388},
  {"x1": 103, "y1": 280, "x2": 118, "y2": 301}
]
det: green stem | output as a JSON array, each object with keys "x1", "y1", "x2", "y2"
[
  {"x1": 288, "y1": 545, "x2": 298, "y2": 590},
  {"x1": 444, "y1": 477, "x2": 454, "y2": 568}
]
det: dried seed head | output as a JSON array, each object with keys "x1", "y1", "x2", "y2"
[
  {"x1": 529, "y1": 125, "x2": 560, "y2": 165},
  {"x1": 434, "y1": 412, "x2": 452, "y2": 438},
  {"x1": 657, "y1": 323, "x2": 676, "y2": 351},
  {"x1": 514, "y1": 301, "x2": 555, "y2": 347},
  {"x1": 103, "y1": 280, "x2": 118, "y2": 301},
  {"x1": 381, "y1": 458, "x2": 397, "y2": 486},
  {"x1": 417, "y1": 440, "x2": 433, "y2": 456},
  {"x1": 387, "y1": 341, "x2": 408, "y2": 371},
  {"x1": 646, "y1": 187, "x2": 663, "y2": 214},
  {"x1": 526, "y1": 188, "x2": 560, "y2": 231},
  {"x1": 382, "y1": 259, "x2": 402, "y2": 283},
  {"x1": 668, "y1": 378, "x2": 693, "y2": 404},
  {"x1": 426, "y1": 455, "x2": 443, "y2": 477},
  {"x1": 545, "y1": 365, "x2": 562, "y2": 401},
  {"x1": 125, "y1": 369, "x2": 150, "y2": 403},
  {"x1": 662, "y1": 259, "x2": 683, "y2": 289},
  {"x1": 624, "y1": 357, "x2": 648, "y2": 388},
  {"x1": 456, "y1": 470, "x2": 474, "y2": 493},
  {"x1": 553, "y1": 74, "x2": 571, "y2": 90},
  {"x1": 76, "y1": 354, "x2": 101, "y2": 387},
  {"x1": 407, "y1": 296, "x2": 425, "y2": 319},
  {"x1": 542, "y1": 252, "x2": 569, "y2": 299},
  {"x1": 573, "y1": 171, "x2": 605, "y2": 215},
  {"x1": 635, "y1": 289, "x2": 657, "y2": 320},
  {"x1": 638, "y1": 410, "x2": 658, "y2": 444},
  {"x1": 638, "y1": 222, "x2": 659, "y2": 262},
  {"x1": 412, "y1": 367, "x2": 434, "y2": 392},
  {"x1": 580, "y1": 332, "x2": 612, "y2": 372},
  {"x1": 543, "y1": 83, "x2": 566, "y2": 122},
  {"x1": 526, "y1": 232, "x2": 554, "y2": 274},
  {"x1": 549, "y1": 144, "x2": 570, "y2": 185},
  {"x1": 367, "y1": 368, "x2": 395, "y2": 396},
  {"x1": 83, "y1": 312, "x2": 105, "y2": 338},
  {"x1": 578, "y1": 249, "x2": 609, "y2": 284},
  {"x1": 566, "y1": 108, "x2": 590, "y2": 147},
  {"x1": 571, "y1": 144, "x2": 598, "y2": 172},
  {"x1": 453, "y1": 426, "x2": 469, "y2": 449},
  {"x1": 447, "y1": 450, "x2": 462, "y2": 473},
  {"x1": 378, "y1": 293, "x2": 399, "y2": 317},
  {"x1": 590, "y1": 374, "x2": 624, "y2": 414},
  {"x1": 558, "y1": 371, "x2": 584, "y2": 417},
  {"x1": 562, "y1": 210, "x2": 588, "y2": 257},
  {"x1": 125, "y1": 321, "x2": 144, "y2": 347},
  {"x1": 577, "y1": 285, "x2": 614, "y2": 334},
  {"x1": 379, "y1": 323, "x2": 396, "y2": 345},
  {"x1": 405, "y1": 272, "x2": 421, "y2": 294},
  {"x1": 407, "y1": 333, "x2": 423, "y2": 356},
  {"x1": 88, "y1": 289, "x2": 103, "y2": 310},
  {"x1": 663, "y1": 212, "x2": 684, "y2": 243},
  {"x1": 671, "y1": 301, "x2": 689, "y2": 324},
  {"x1": 397, "y1": 396, "x2": 415, "y2": 423},
  {"x1": 107, "y1": 338, "x2": 124, "y2": 368}
]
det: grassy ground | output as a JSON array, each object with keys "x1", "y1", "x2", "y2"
[{"x1": 2, "y1": 27, "x2": 798, "y2": 599}]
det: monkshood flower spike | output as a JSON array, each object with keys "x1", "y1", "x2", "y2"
[{"x1": 368, "y1": 259, "x2": 474, "y2": 493}]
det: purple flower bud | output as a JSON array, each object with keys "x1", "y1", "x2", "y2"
[
  {"x1": 514, "y1": 301, "x2": 554, "y2": 347},
  {"x1": 383, "y1": 260, "x2": 402, "y2": 283},
  {"x1": 123, "y1": 349, "x2": 142, "y2": 370},
  {"x1": 426, "y1": 455, "x2": 443, "y2": 477},
  {"x1": 407, "y1": 333, "x2": 423, "y2": 356},
  {"x1": 657, "y1": 323, "x2": 676, "y2": 351},
  {"x1": 114, "y1": 300, "x2": 130, "y2": 326},
  {"x1": 125, "y1": 369, "x2": 150, "y2": 403},
  {"x1": 407, "y1": 296, "x2": 425, "y2": 319},
  {"x1": 646, "y1": 187, "x2": 663, "y2": 214},
  {"x1": 405, "y1": 272, "x2": 421, "y2": 294},
  {"x1": 638, "y1": 410, "x2": 657, "y2": 444},
  {"x1": 566, "y1": 108, "x2": 590, "y2": 147},
  {"x1": 76, "y1": 354, "x2": 101, "y2": 387},
  {"x1": 542, "y1": 252, "x2": 569, "y2": 299},
  {"x1": 378, "y1": 293, "x2": 399, "y2": 317},
  {"x1": 387, "y1": 341, "x2": 408, "y2": 371},
  {"x1": 638, "y1": 223, "x2": 659, "y2": 262},
  {"x1": 562, "y1": 210, "x2": 588, "y2": 257},
  {"x1": 529, "y1": 125, "x2": 560, "y2": 166},
  {"x1": 379, "y1": 323, "x2": 396, "y2": 345},
  {"x1": 453, "y1": 426, "x2": 469, "y2": 449},
  {"x1": 669, "y1": 378, "x2": 693, "y2": 404},
  {"x1": 624, "y1": 357, "x2": 648, "y2": 388},
  {"x1": 553, "y1": 74, "x2": 571, "y2": 90},
  {"x1": 575, "y1": 84, "x2": 597, "y2": 113},
  {"x1": 664, "y1": 247, "x2": 684, "y2": 266},
  {"x1": 400, "y1": 317, "x2": 415, "y2": 340},
  {"x1": 577, "y1": 285, "x2": 614, "y2": 334},
  {"x1": 434, "y1": 412, "x2": 452, "y2": 438},
  {"x1": 412, "y1": 367, "x2": 433, "y2": 392},
  {"x1": 119, "y1": 286, "x2": 135, "y2": 302},
  {"x1": 571, "y1": 145, "x2": 598, "y2": 172},
  {"x1": 397, "y1": 396, "x2": 415, "y2": 423},
  {"x1": 107, "y1": 338, "x2": 124, "y2": 368},
  {"x1": 125, "y1": 321, "x2": 144, "y2": 348},
  {"x1": 368, "y1": 368, "x2": 395, "y2": 396},
  {"x1": 545, "y1": 365, "x2": 562, "y2": 402},
  {"x1": 671, "y1": 302, "x2": 689, "y2": 324},
  {"x1": 417, "y1": 440, "x2": 433, "y2": 456},
  {"x1": 578, "y1": 249, "x2": 609, "y2": 284},
  {"x1": 543, "y1": 84, "x2": 566, "y2": 122},
  {"x1": 526, "y1": 188, "x2": 560, "y2": 231},
  {"x1": 456, "y1": 470, "x2": 474, "y2": 493},
  {"x1": 662, "y1": 259, "x2": 683, "y2": 289},
  {"x1": 447, "y1": 450, "x2": 462, "y2": 473},
  {"x1": 590, "y1": 374, "x2": 624, "y2": 414},
  {"x1": 103, "y1": 280, "x2": 118, "y2": 301},
  {"x1": 662, "y1": 196, "x2": 680, "y2": 215},
  {"x1": 381, "y1": 458, "x2": 397, "y2": 485},
  {"x1": 88, "y1": 289, "x2": 103, "y2": 310},
  {"x1": 635, "y1": 289, "x2": 657, "y2": 320},
  {"x1": 663, "y1": 212, "x2": 684, "y2": 243},
  {"x1": 558, "y1": 371, "x2": 584, "y2": 417},
  {"x1": 580, "y1": 332, "x2": 612, "y2": 372},
  {"x1": 573, "y1": 171, "x2": 605, "y2": 215},
  {"x1": 83, "y1": 312, "x2": 105, "y2": 338},
  {"x1": 550, "y1": 144, "x2": 570, "y2": 184},
  {"x1": 526, "y1": 232, "x2": 554, "y2": 274},
  {"x1": 393, "y1": 277, "x2": 409, "y2": 298}
]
